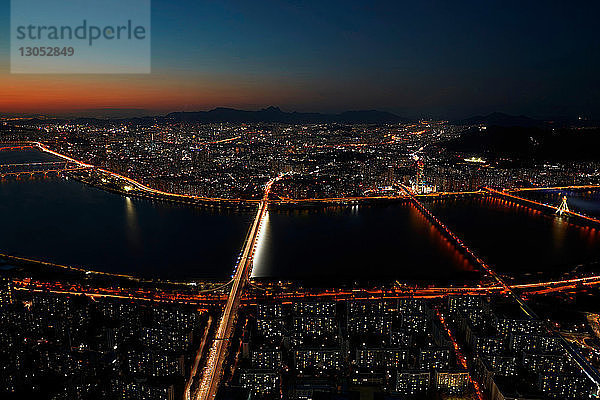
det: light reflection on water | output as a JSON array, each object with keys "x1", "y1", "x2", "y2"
[
  {"x1": 0, "y1": 176, "x2": 254, "y2": 280},
  {"x1": 251, "y1": 211, "x2": 271, "y2": 278},
  {"x1": 428, "y1": 196, "x2": 600, "y2": 275},
  {"x1": 124, "y1": 196, "x2": 142, "y2": 252},
  {"x1": 251, "y1": 203, "x2": 481, "y2": 284}
]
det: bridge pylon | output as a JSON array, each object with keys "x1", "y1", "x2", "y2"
[{"x1": 556, "y1": 195, "x2": 570, "y2": 216}]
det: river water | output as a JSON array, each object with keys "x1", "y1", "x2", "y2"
[{"x1": 1, "y1": 150, "x2": 599, "y2": 283}]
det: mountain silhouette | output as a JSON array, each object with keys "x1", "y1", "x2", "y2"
[{"x1": 166, "y1": 107, "x2": 408, "y2": 124}]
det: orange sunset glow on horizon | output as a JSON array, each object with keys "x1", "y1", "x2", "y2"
[{"x1": 0, "y1": 73, "x2": 309, "y2": 116}]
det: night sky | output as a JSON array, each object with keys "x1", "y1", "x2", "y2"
[{"x1": 0, "y1": 0, "x2": 598, "y2": 118}]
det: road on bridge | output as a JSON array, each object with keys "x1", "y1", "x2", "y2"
[{"x1": 195, "y1": 175, "x2": 279, "y2": 400}]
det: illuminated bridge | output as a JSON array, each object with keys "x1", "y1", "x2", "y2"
[
  {"x1": 194, "y1": 175, "x2": 281, "y2": 400},
  {"x1": 0, "y1": 144, "x2": 37, "y2": 152},
  {"x1": 0, "y1": 142, "x2": 90, "y2": 178},
  {"x1": 484, "y1": 186, "x2": 600, "y2": 228},
  {"x1": 0, "y1": 156, "x2": 90, "y2": 178}
]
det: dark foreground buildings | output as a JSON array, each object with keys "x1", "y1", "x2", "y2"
[{"x1": 1, "y1": 276, "x2": 599, "y2": 399}]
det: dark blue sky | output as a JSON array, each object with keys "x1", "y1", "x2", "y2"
[{"x1": 1, "y1": 0, "x2": 599, "y2": 118}]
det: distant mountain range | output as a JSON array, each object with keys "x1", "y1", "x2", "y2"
[
  {"x1": 165, "y1": 106, "x2": 408, "y2": 124},
  {"x1": 2, "y1": 106, "x2": 408, "y2": 125}
]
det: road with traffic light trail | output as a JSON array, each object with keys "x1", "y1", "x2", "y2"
[{"x1": 195, "y1": 175, "x2": 280, "y2": 400}]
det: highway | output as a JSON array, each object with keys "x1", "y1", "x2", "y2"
[
  {"x1": 185, "y1": 316, "x2": 213, "y2": 400},
  {"x1": 13, "y1": 273, "x2": 600, "y2": 308},
  {"x1": 195, "y1": 175, "x2": 279, "y2": 400},
  {"x1": 25, "y1": 141, "x2": 258, "y2": 205}
]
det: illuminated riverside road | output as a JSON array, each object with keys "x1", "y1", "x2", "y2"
[
  {"x1": 12, "y1": 273, "x2": 600, "y2": 306},
  {"x1": 196, "y1": 175, "x2": 280, "y2": 400},
  {"x1": 3, "y1": 141, "x2": 600, "y2": 206}
]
